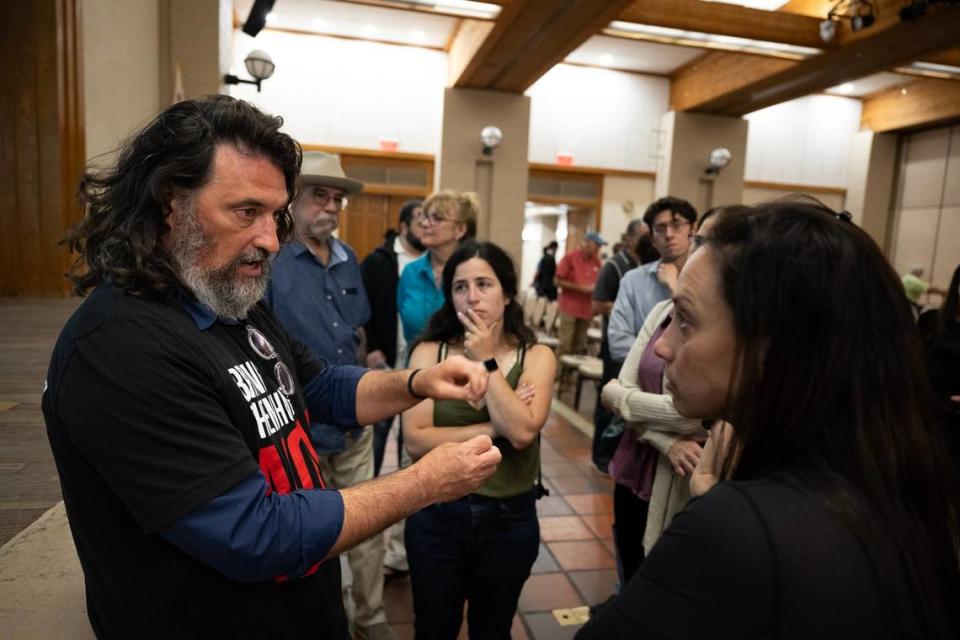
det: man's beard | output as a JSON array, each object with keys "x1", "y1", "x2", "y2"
[
  {"x1": 405, "y1": 227, "x2": 425, "y2": 252},
  {"x1": 170, "y1": 200, "x2": 270, "y2": 320}
]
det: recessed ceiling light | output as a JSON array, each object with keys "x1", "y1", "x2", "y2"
[
  {"x1": 835, "y1": 83, "x2": 855, "y2": 94},
  {"x1": 363, "y1": 24, "x2": 378, "y2": 36},
  {"x1": 411, "y1": 30, "x2": 426, "y2": 44},
  {"x1": 606, "y1": 21, "x2": 821, "y2": 59},
  {"x1": 600, "y1": 53, "x2": 614, "y2": 66},
  {"x1": 901, "y1": 88, "x2": 909, "y2": 96},
  {"x1": 312, "y1": 18, "x2": 327, "y2": 30}
]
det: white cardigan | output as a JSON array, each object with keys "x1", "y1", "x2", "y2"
[{"x1": 601, "y1": 298, "x2": 706, "y2": 553}]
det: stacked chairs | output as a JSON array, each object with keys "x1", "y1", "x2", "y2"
[{"x1": 556, "y1": 316, "x2": 604, "y2": 410}]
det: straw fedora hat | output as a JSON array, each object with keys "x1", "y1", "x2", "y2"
[{"x1": 300, "y1": 151, "x2": 364, "y2": 194}]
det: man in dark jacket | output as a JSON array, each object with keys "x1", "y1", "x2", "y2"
[
  {"x1": 360, "y1": 199, "x2": 424, "y2": 581},
  {"x1": 361, "y1": 200, "x2": 424, "y2": 376}
]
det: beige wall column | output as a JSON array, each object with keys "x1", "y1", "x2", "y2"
[
  {"x1": 83, "y1": 0, "x2": 161, "y2": 164},
  {"x1": 844, "y1": 130, "x2": 898, "y2": 252},
  {"x1": 436, "y1": 88, "x2": 531, "y2": 261},
  {"x1": 158, "y1": 0, "x2": 225, "y2": 102},
  {"x1": 654, "y1": 111, "x2": 748, "y2": 215}
]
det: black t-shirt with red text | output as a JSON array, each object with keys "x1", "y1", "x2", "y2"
[{"x1": 42, "y1": 285, "x2": 348, "y2": 639}]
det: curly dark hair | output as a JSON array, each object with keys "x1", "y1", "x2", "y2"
[
  {"x1": 412, "y1": 241, "x2": 536, "y2": 353},
  {"x1": 66, "y1": 95, "x2": 302, "y2": 297},
  {"x1": 641, "y1": 196, "x2": 697, "y2": 232}
]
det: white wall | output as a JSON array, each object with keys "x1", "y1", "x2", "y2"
[
  {"x1": 83, "y1": 0, "x2": 161, "y2": 164},
  {"x1": 224, "y1": 30, "x2": 862, "y2": 194},
  {"x1": 527, "y1": 64, "x2": 670, "y2": 172},
  {"x1": 744, "y1": 95, "x2": 862, "y2": 188},
  {"x1": 228, "y1": 29, "x2": 448, "y2": 152}
]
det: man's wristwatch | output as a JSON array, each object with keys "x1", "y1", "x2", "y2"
[{"x1": 483, "y1": 358, "x2": 499, "y2": 372}]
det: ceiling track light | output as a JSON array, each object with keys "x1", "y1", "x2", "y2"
[
  {"x1": 241, "y1": 0, "x2": 276, "y2": 37},
  {"x1": 820, "y1": 0, "x2": 877, "y2": 42}
]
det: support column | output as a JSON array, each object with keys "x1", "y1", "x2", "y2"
[
  {"x1": 654, "y1": 111, "x2": 748, "y2": 214},
  {"x1": 844, "y1": 129, "x2": 898, "y2": 252},
  {"x1": 436, "y1": 87, "x2": 531, "y2": 261},
  {"x1": 158, "y1": 0, "x2": 226, "y2": 103}
]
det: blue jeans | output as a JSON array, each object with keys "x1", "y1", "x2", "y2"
[{"x1": 405, "y1": 492, "x2": 540, "y2": 640}]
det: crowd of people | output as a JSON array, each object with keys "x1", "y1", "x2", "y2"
[{"x1": 42, "y1": 94, "x2": 958, "y2": 640}]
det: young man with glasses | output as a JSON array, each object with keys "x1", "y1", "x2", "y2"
[
  {"x1": 607, "y1": 197, "x2": 697, "y2": 363},
  {"x1": 43, "y1": 96, "x2": 500, "y2": 640},
  {"x1": 263, "y1": 152, "x2": 396, "y2": 640}
]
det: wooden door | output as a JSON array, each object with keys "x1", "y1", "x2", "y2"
[{"x1": 339, "y1": 193, "x2": 390, "y2": 261}]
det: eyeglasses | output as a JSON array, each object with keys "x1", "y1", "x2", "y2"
[
  {"x1": 247, "y1": 326, "x2": 296, "y2": 396},
  {"x1": 312, "y1": 188, "x2": 348, "y2": 211},
  {"x1": 652, "y1": 220, "x2": 692, "y2": 238},
  {"x1": 420, "y1": 210, "x2": 450, "y2": 226}
]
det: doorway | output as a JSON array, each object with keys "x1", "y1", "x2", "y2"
[{"x1": 521, "y1": 169, "x2": 603, "y2": 291}]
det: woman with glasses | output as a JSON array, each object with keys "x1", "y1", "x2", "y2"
[
  {"x1": 397, "y1": 191, "x2": 479, "y2": 349},
  {"x1": 402, "y1": 241, "x2": 556, "y2": 640},
  {"x1": 600, "y1": 207, "x2": 740, "y2": 585},
  {"x1": 578, "y1": 198, "x2": 960, "y2": 639}
]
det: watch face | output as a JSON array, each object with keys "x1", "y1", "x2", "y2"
[{"x1": 484, "y1": 358, "x2": 498, "y2": 372}]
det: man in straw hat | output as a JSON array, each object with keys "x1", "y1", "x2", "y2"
[
  {"x1": 264, "y1": 151, "x2": 394, "y2": 640},
  {"x1": 44, "y1": 95, "x2": 499, "y2": 639}
]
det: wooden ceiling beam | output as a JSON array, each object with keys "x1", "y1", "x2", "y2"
[
  {"x1": 862, "y1": 78, "x2": 960, "y2": 132},
  {"x1": 451, "y1": 0, "x2": 636, "y2": 92},
  {"x1": 671, "y1": 6, "x2": 960, "y2": 116},
  {"x1": 671, "y1": 51, "x2": 797, "y2": 112},
  {"x1": 923, "y1": 47, "x2": 960, "y2": 69},
  {"x1": 618, "y1": 0, "x2": 828, "y2": 49}
]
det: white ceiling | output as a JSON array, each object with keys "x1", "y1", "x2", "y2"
[
  {"x1": 566, "y1": 35, "x2": 704, "y2": 75},
  {"x1": 235, "y1": 0, "x2": 921, "y2": 90},
  {"x1": 236, "y1": 0, "x2": 457, "y2": 48}
]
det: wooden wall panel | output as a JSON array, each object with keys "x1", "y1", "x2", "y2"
[{"x1": 0, "y1": 0, "x2": 84, "y2": 296}]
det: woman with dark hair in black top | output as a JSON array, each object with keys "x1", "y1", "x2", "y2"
[
  {"x1": 918, "y1": 262, "x2": 960, "y2": 483},
  {"x1": 577, "y1": 199, "x2": 960, "y2": 639}
]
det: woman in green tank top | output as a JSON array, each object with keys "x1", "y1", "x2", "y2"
[{"x1": 402, "y1": 241, "x2": 556, "y2": 639}]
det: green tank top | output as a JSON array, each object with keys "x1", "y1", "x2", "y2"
[{"x1": 433, "y1": 343, "x2": 540, "y2": 498}]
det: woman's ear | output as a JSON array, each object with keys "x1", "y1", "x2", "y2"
[{"x1": 453, "y1": 221, "x2": 467, "y2": 241}]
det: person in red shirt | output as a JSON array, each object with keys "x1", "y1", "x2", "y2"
[{"x1": 555, "y1": 232, "x2": 605, "y2": 357}]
